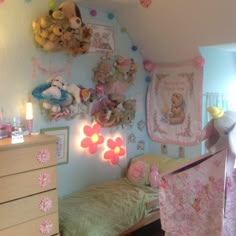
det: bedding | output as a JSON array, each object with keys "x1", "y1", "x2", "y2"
[
  {"x1": 59, "y1": 153, "x2": 188, "y2": 236},
  {"x1": 59, "y1": 177, "x2": 158, "y2": 236}
]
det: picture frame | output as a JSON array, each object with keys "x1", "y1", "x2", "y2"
[
  {"x1": 87, "y1": 23, "x2": 115, "y2": 54},
  {"x1": 40, "y1": 126, "x2": 69, "y2": 165}
]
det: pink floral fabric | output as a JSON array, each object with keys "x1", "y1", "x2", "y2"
[
  {"x1": 224, "y1": 152, "x2": 236, "y2": 236},
  {"x1": 159, "y1": 149, "x2": 227, "y2": 236}
]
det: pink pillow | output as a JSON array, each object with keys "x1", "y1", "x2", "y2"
[
  {"x1": 127, "y1": 160, "x2": 150, "y2": 186},
  {"x1": 148, "y1": 165, "x2": 160, "y2": 188}
]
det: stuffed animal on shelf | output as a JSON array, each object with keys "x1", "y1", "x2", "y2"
[
  {"x1": 32, "y1": 0, "x2": 93, "y2": 56},
  {"x1": 200, "y1": 106, "x2": 236, "y2": 155}
]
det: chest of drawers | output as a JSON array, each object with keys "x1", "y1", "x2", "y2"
[{"x1": 0, "y1": 134, "x2": 60, "y2": 236}]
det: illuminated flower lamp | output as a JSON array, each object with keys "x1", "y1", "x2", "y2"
[
  {"x1": 81, "y1": 123, "x2": 104, "y2": 154},
  {"x1": 104, "y1": 137, "x2": 126, "y2": 165},
  {"x1": 26, "y1": 98, "x2": 33, "y2": 135}
]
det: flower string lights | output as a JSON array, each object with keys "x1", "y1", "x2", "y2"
[
  {"x1": 104, "y1": 137, "x2": 126, "y2": 165},
  {"x1": 80, "y1": 123, "x2": 104, "y2": 154}
]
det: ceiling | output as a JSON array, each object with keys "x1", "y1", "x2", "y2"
[{"x1": 77, "y1": 0, "x2": 236, "y2": 63}]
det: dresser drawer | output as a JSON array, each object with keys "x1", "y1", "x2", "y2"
[
  {"x1": 0, "y1": 143, "x2": 57, "y2": 177},
  {"x1": 0, "y1": 212, "x2": 59, "y2": 236},
  {"x1": 0, "y1": 166, "x2": 57, "y2": 203},
  {"x1": 0, "y1": 189, "x2": 58, "y2": 230}
]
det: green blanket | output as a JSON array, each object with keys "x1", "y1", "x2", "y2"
[{"x1": 59, "y1": 178, "x2": 159, "y2": 236}]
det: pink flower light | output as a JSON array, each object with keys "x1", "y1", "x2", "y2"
[
  {"x1": 104, "y1": 137, "x2": 126, "y2": 165},
  {"x1": 81, "y1": 123, "x2": 104, "y2": 154}
]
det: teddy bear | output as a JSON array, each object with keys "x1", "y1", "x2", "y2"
[
  {"x1": 168, "y1": 93, "x2": 185, "y2": 125},
  {"x1": 32, "y1": 76, "x2": 73, "y2": 113},
  {"x1": 32, "y1": 0, "x2": 93, "y2": 56}
]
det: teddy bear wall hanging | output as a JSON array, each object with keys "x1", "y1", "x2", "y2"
[
  {"x1": 90, "y1": 54, "x2": 138, "y2": 128},
  {"x1": 32, "y1": 0, "x2": 93, "y2": 56}
]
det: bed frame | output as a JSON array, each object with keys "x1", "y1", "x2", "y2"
[{"x1": 121, "y1": 201, "x2": 160, "y2": 235}]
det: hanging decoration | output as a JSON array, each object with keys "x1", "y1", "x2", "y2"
[
  {"x1": 80, "y1": 123, "x2": 104, "y2": 154},
  {"x1": 32, "y1": 0, "x2": 93, "y2": 56},
  {"x1": 32, "y1": 76, "x2": 96, "y2": 121},
  {"x1": 140, "y1": 0, "x2": 152, "y2": 8},
  {"x1": 31, "y1": 57, "x2": 73, "y2": 80},
  {"x1": 104, "y1": 137, "x2": 126, "y2": 165},
  {"x1": 91, "y1": 54, "x2": 138, "y2": 128},
  {"x1": 107, "y1": 12, "x2": 114, "y2": 20},
  {"x1": 87, "y1": 24, "x2": 115, "y2": 54},
  {"x1": 90, "y1": 9, "x2": 97, "y2": 16},
  {"x1": 147, "y1": 56, "x2": 204, "y2": 146}
]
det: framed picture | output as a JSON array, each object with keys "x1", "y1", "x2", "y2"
[
  {"x1": 87, "y1": 23, "x2": 115, "y2": 54},
  {"x1": 40, "y1": 126, "x2": 69, "y2": 165}
]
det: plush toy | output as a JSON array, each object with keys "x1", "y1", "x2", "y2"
[
  {"x1": 148, "y1": 165, "x2": 160, "y2": 188},
  {"x1": 57, "y1": 0, "x2": 84, "y2": 29},
  {"x1": 32, "y1": 76, "x2": 72, "y2": 113},
  {"x1": 127, "y1": 160, "x2": 149, "y2": 186},
  {"x1": 200, "y1": 106, "x2": 236, "y2": 155},
  {"x1": 32, "y1": 0, "x2": 93, "y2": 56}
]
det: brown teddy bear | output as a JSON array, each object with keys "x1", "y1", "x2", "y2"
[{"x1": 169, "y1": 93, "x2": 185, "y2": 124}]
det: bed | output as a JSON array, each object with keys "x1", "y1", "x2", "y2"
[{"x1": 59, "y1": 153, "x2": 187, "y2": 236}]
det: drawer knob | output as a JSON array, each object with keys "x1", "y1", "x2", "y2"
[
  {"x1": 40, "y1": 220, "x2": 53, "y2": 234},
  {"x1": 39, "y1": 197, "x2": 52, "y2": 212},
  {"x1": 38, "y1": 173, "x2": 51, "y2": 187},
  {"x1": 37, "y1": 149, "x2": 50, "y2": 163}
]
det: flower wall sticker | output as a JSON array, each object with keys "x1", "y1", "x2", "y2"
[
  {"x1": 37, "y1": 149, "x2": 50, "y2": 163},
  {"x1": 40, "y1": 220, "x2": 53, "y2": 234},
  {"x1": 39, "y1": 197, "x2": 53, "y2": 212},
  {"x1": 104, "y1": 137, "x2": 126, "y2": 165},
  {"x1": 38, "y1": 173, "x2": 51, "y2": 187},
  {"x1": 81, "y1": 123, "x2": 104, "y2": 154}
]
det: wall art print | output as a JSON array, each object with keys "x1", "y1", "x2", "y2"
[
  {"x1": 147, "y1": 57, "x2": 204, "y2": 146},
  {"x1": 87, "y1": 23, "x2": 115, "y2": 54}
]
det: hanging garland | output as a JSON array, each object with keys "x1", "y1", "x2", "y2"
[{"x1": 31, "y1": 57, "x2": 73, "y2": 80}]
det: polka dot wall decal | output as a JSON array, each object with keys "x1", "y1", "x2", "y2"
[
  {"x1": 140, "y1": 0, "x2": 152, "y2": 8},
  {"x1": 90, "y1": 9, "x2": 97, "y2": 16},
  {"x1": 120, "y1": 27, "x2": 127, "y2": 33},
  {"x1": 107, "y1": 12, "x2": 114, "y2": 20},
  {"x1": 131, "y1": 45, "x2": 138, "y2": 51},
  {"x1": 145, "y1": 76, "x2": 151, "y2": 83}
]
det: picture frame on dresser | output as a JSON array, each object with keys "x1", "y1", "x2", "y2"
[{"x1": 40, "y1": 126, "x2": 69, "y2": 165}]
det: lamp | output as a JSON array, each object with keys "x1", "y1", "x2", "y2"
[
  {"x1": 103, "y1": 137, "x2": 126, "y2": 165},
  {"x1": 26, "y1": 98, "x2": 33, "y2": 135},
  {"x1": 80, "y1": 123, "x2": 104, "y2": 154}
]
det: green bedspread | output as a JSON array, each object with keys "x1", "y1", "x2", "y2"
[{"x1": 59, "y1": 177, "x2": 159, "y2": 236}]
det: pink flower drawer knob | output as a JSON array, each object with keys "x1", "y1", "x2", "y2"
[
  {"x1": 38, "y1": 173, "x2": 51, "y2": 187},
  {"x1": 37, "y1": 149, "x2": 50, "y2": 163},
  {"x1": 39, "y1": 197, "x2": 52, "y2": 212},
  {"x1": 40, "y1": 220, "x2": 53, "y2": 234}
]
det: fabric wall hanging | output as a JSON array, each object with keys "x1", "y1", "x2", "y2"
[{"x1": 147, "y1": 57, "x2": 204, "y2": 146}]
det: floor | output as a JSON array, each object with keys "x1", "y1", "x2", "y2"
[{"x1": 132, "y1": 220, "x2": 165, "y2": 236}]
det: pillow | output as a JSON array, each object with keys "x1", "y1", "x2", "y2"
[
  {"x1": 131, "y1": 153, "x2": 187, "y2": 174},
  {"x1": 127, "y1": 160, "x2": 150, "y2": 186}
]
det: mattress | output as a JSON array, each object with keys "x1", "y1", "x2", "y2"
[{"x1": 59, "y1": 177, "x2": 159, "y2": 236}]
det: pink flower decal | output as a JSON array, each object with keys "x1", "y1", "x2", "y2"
[
  {"x1": 81, "y1": 123, "x2": 104, "y2": 154},
  {"x1": 40, "y1": 220, "x2": 53, "y2": 234},
  {"x1": 38, "y1": 173, "x2": 51, "y2": 187},
  {"x1": 39, "y1": 197, "x2": 52, "y2": 212},
  {"x1": 140, "y1": 0, "x2": 152, "y2": 8},
  {"x1": 104, "y1": 137, "x2": 125, "y2": 165},
  {"x1": 37, "y1": 149, "x2": 50, "y2": 163}
]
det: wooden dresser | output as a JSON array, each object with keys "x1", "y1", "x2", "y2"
[{"x1": 0, "y1": 134, "x2": 60, "y2": 236}]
